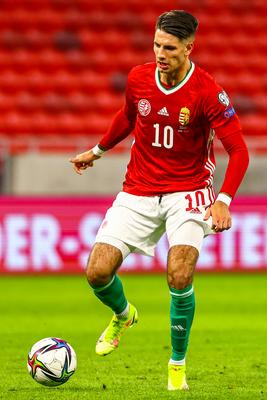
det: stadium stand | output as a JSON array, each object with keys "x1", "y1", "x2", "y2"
[{"x1": 0, "y1": 0, "x2": 266, "y2": 154}]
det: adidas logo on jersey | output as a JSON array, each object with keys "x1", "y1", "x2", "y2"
[
  {"x1": 189, "y1": 207, "x2": 202, "y2": 214},
  {"x1": 157, "y1": 107, "x2": 169, "y2": 116}
]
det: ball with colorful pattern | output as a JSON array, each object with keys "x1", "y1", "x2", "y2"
[{"x1": 27, "y1": 337, "x2": 77, "y2": 386}]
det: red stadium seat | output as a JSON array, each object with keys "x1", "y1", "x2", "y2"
[
  {"x1": 100, "y1": 30, "x2": 129, "y2": 51},
  {"x1": 64, "y1": 10, "x2": 89, "y2": 31},
  {"x1": 4, "y1": 112, "x2": 32, "y2": 134},
  {"x1": 240, "y1": 113, "x2": 267, "y2": 136},
  {"x1": 15, "y1": 91, "x2": 41, "y2": 113},
  {"x1": 51, "y1": 71, "x2": 79, "y2": 94},
  {"x1": 1, "y1": 30, "x2": 25, "y2": 49},
  {"x1": 41, "y1": 92, "x2": 71, "y2": 114},
  {"x1": 235, "y1": 72, "x2": 263, "y2": 95},
  {"x1": 9, "y1": 9, "x2": 34, "y2": 31},
  {"x1": 78, "y1": 71, "x2": 110, "y2": 92},
  {"x1": 0, "y1": 71, "x2": 26, "y2": 93},
  {"x1": 2, "y1": 0, "x2": 48, "y2": 11},
  {"x1": 30, "y1": 112, "x2": 58, "y2": 134},
  {"x1": 83, "y1": 50, "x2": 116, "y2": 73},
  {"x1": 35, "y1": 10, "x2": 65, "y2": 32},
  {"x1": 25, "y1": 70, "x2": 52, "y2": 94},
  {"x1": 94, "y1": 91, "x2": 124, "y2": 113},
  {"x1": 0, "y1": 94, "x2": 15, "y2": 111},
  {"x1": 55, "y1": 113, "x2": 85, "y2": 134},
  {"x1": 67, "y1": 92, "x2": 94, "y2": 113},
  {"x1": 23, "y1": 30, "x2": 50, "y2": 50},
  {"x1": 11, "y1": 50, "x2": 38, "y2": 71},
  {"x1": 78, "y1": 29, "x2": 99, "y2": 52},
  {"x1": 87, "y1": 11, "x2": 114, "y2": 32},
  {"x1": 64, "y1": 50, "x2": 90, "y2": 71},
  {"x1": 76, "y1": 0, "x2": 101, "y2": 12},
  {"x1": 83, "y1": 113, "x2": 111, "y2": 134},
  {"x1": 0, "y1": 50, "x2": 12, "y2": 71},
  {"x1": 37, "y1": 49, "x2": 66, "y2": 72}
]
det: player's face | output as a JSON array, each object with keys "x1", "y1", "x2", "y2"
[{"x1": 153, "y1": 29, "x2": 193, "y2": 77}]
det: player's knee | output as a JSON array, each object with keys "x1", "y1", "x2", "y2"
[
  {"x1": 86, "y1": 243, "x2": 123, "y2": 286},
  {"x1": 168, "y1": 268, "x2": 193, "y2": 289},
  {"x1": 86, "y1": 264, "x2": 111, "y2": 287},
  {"x1": 167, "y1": 245, "x2": 198, "y2": 289}
]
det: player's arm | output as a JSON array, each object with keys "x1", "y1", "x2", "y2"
[
  {"x1": 202, "y1": 87, "x2": 249, "y2": 231},
  {"x1": 204, "y1": 129, "x2": 249, "y2": 231},
  {"x1": 70, "y1": 72, "x2": 137, "y2": 175}
]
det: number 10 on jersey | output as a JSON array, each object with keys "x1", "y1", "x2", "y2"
[{"x1": 152, "y1": 123, "x2": 174, "y2": 149}]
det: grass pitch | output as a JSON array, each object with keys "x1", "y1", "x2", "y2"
[{"x1": 0, "y1": 273, "x2": 266, "y2": 400}]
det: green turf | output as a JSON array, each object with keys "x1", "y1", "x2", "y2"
[{"x1": 0, "y1": 273, "x2": 266, "y2": 400}]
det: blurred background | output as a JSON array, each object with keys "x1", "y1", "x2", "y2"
[{"x1": 0, "y1": 0, "x2": 266, "y2": 273}]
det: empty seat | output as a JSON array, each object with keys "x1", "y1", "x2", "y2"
[
  {"x1": 38, "y1": 49, "x2": 67, "y2": 72},
  {"x1": 0, "y1": 50, "x2": 12, "y2": 70},
  {"x1": 76, "y1": 0, "x2": 101, "y2": 12},
  {"x1": 52, "y1": 71, "x2": 80, "y2": 94},
  {"x1": 15, "y1": 92, "x2": 41, "y2": 112},
  {"x1": 78, "y1": 71, "x2": 110, "y2": 92},
  {"x1": 4, "y1": 112, "x2": 32, "y2": 134},
  {"x1": 24, "y1": 30, "x2": 50, "y2": 50},
  {"x1": 94, "y1": 91, "x2": 124, "y2": 113},
  {"x1": 1, "y1": 30, "x2": 25, "y2": 49},
  {"x1": 68, "y1": 92, "x2": 94, "y2": 113},
  {"x1": 35, "y1": 10, "x2": 65, "y2": 32},
  {"x1": 0, "y1": 94, "x2": 15, "y2": 111},
  {"x1": 30, "y1": 112, "x2": 57, "y2": 134},
  {"x1": 83, "y1": 113, "x2": 111, "y2": 134},
  {"x1": 0, "y1": 71, "x2": 26, "y2": 93},
  {"x1": 25, "y1": 70, "x2": 52, "y2": 94},
  {"x1": 55, "y1": 113, "x2": 85, "y2": 134},
  {"x1": 240, "y1": 114, "x2": 267, "y2": 135},
  {"x1": 11, "y1": 49, "x2": 38, "y2": 71},
  {"x1": 9, "y1": 9, "x2": 33, "y2": 31}
]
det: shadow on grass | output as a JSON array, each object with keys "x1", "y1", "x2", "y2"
[{"x1": 7, "y1": 384, "x2": 110, "y2": 394}]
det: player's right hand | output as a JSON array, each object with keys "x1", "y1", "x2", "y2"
[{"x1": 69, "y1": 149, "x2": 100, "y2": 175}]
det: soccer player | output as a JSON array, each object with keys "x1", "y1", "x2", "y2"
[{"x1": 70, "y1": 10, "x2": 249, "y2": 390}]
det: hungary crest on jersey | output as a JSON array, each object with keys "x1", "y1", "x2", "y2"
[{"x1": 179, "y1": 107, "x2": 190, "y2": 126}]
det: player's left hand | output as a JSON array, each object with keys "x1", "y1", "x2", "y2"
[{"x1": 204, "y1": 201, "x2": 232, "y2": 232}]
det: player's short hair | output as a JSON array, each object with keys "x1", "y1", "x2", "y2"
[{"x1": 156, "y1": 10, "x2": 199, "y2": 40}]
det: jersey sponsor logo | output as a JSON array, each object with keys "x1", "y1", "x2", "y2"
[
  {"x1": 224, "y1": 106, "x2": 236, "y2": 118},
  {"x1": 138, "y1": 99, "x2": 151, "y2": 116},
  {"x1": 218, "y1": 90, "x2": 230, "y2": 107},
  {"x1": 157, "y1": 107, "x2": 169, "y2": 116},
  {"x1": 179, "y1": 107, "x2": 190, "y2": 126}
]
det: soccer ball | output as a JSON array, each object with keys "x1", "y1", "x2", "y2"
[{"x1": 27, "y1": 337, "x2": 77, "y2": 386}]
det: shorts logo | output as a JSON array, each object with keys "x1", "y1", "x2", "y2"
[
  {"x1": 224, "y1": 106, "x2": 236, "y2": 118},
  {"x1": 218, "y1": 91, "x2": 230, "y2": 107},
  {"x1": 179, "y1": 107, "x2": 190, "y2": 126},
  {"x1": 138, "y1": 99, "x2": 151, "y2": 116}
]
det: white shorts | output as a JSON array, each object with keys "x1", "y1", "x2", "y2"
[{"x1": 95, "y1": 189, "x2": 215, "y2": 258}]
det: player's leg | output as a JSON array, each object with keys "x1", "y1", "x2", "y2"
[
  {"x1": 166, "y1": 221, "x2": 204, "y2": 390},
  {"x1": 86, "y1": 242, "x2": 138, "y2": 356},
  {"x1": 88, "y1": 192, "x2": 164, "y2": 355},
  {"x1": 87, "y1": 242, "x2": 129, "y2": 314}
]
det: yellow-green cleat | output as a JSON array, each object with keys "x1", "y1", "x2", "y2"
[
  {"x1": 95, "y1": 304, "x2": 138, "y2": 356},
  {"x1": 168, "y1": 364, "x2": 189, "y2": 391}
]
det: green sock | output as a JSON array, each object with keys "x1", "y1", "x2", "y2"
[
  {"x1": 91, "y1": 275, "x2": 128, "y2": 314},
  {"x1": 170, "y1": 284, "x2": 195, "y2": 361}
]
